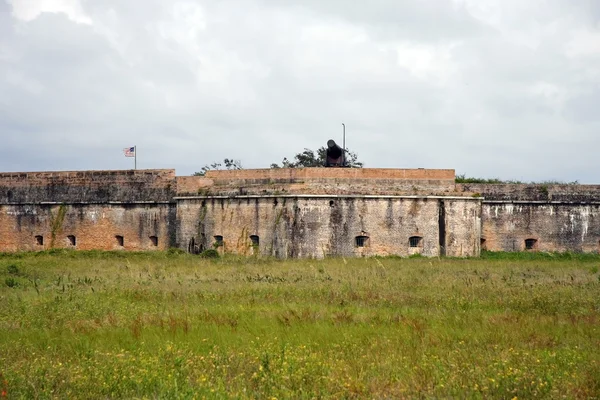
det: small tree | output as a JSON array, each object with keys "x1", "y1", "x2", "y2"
[
  {"x1": 270, "y1": 146, "x2": 363, "y2": 168},
  {"x1": 223, "y1": 158, "x2": 242, "y2": 170},
  {"x1": 193, "y1": 158, "x2": 242, "y2": 176}
]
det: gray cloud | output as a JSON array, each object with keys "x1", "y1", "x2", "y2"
[{"x1": 0, "y1": 0, "x2": 599, "y2": 182}]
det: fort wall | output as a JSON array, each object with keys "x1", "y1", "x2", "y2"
[
  {"x1": 456, "y1": 183, "x2": 600, "y2": 202},
  {"x1": 0, "y1": 203, "x2": 176, "y2": 251},
  {"x1": 202, "y1": 167, "x2": 455, "y2": 181},
  {"x1": 1, "y1": 168, "x2": 599, "y2": 256},
  {"x1": 456, "y1": 183, "x2": 600, "y2": 253},
  {"x1": 480, "y1": 202, "x2": 600, "y2": 253},
  {"x1": 0, "y1": 169, "x2": 176, "y2": 203},
  {"x1": 176, "y1": 195, "x2": 481, "y2": 258},
  {"x1": 0, "y1": 169, "x2": 177, "y2": 252},
  {"x1": 177, "y1": 168, "x2": 456, "y2": 196}
]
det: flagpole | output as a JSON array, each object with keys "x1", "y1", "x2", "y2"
[{"x1": 134, "y1": 146, "x2": 137, "y2": 170}]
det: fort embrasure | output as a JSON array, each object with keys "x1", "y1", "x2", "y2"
[{"x1": 1, "y1": 168, "x2": 597, "y2": 256}]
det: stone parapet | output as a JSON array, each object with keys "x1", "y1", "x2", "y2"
[
  {"x1": 456, "y1": 183, "x2": 600, "y2": 202},
  {"x1": 176, "y1": 168, "x2": 457, "y2": 196},
  {"x1": 0, "y1": 169, "x2": 176, "y2": 204}
]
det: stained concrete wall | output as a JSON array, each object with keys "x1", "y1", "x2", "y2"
[
  {"x1": 176, "y1": 196, "x2": 481, "y2": 258},
  {"x1": 481, "y1": 202, "x2": 600, "y2": 253},
  {"x1": 0, "y1": 203, "x2": 176, "y2": 251},
  {"x1": 0, "y1": 169, "x2": 176, "y2": 203},
  {"x1": 177, "y1": 168, "x2": 456, "y2": 197},
  {"x1": 457, "y1": 183, "x2": 600, "y2": 253},
  {"x1": 456, "y1": 183, "x2": 600, "y2": 202},
  {"x1": 444, "y1": 198, "x2": 482, "y2": 257},
  {"x1": 0, "y1": 169, "x2": 177, "y2": 252},
  {"x1": 12, "y1": 168, "x2": 600, "y2": 256}
]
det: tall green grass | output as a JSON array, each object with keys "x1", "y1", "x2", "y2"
[{"x1": 1, "y1": 251, "x2": 599, "y2": 398}]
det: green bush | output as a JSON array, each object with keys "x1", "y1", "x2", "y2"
[
  {"x1": 6, "y1": 264, "x2": 20, "y2": 275},
  {"x1": 5, "y1": 277, "x2": 18, "y2": 288},
  {"x1": 200, "y1": 249, "x2": 220, "y2": 259},
  {"x1": 408, "y1": 253, "x2": 424, "y2": 259},
  {"x1": 167, "y1": 248, "x2": 186, "y2": 255},
  {"x1": 46, "y1": 248, "x2": 71, "y2": 256}
]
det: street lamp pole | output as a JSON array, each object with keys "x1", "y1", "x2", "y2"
[{"x1": 342, "y1": 123, "x2": 346, "y2": 167}]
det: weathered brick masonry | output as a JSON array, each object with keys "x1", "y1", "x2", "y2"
[
  {"x1": 0, "y1": 169, "x2": 176, "y2": 203},
  {"x1": 0, "y1": 169, "x2": 177, "y2": 251},
  {"x1": 457, "y1": 183, "x2": 600, "y2": 252},
  {"x1": 1, "y1": 168, "x2": 598, "y2": 256},
  {"x1": 175, "y1": 196, "x2": 481, "y2": 258},
  {"x1": 177, "y1": 168, "x2": 456, "y2": 196},
  {"x1": 0, "y1": 203, "x2": 175, "y2": 251},
  {"x1": 174, "y1": 168, "x2": 480, "y2": 257}
]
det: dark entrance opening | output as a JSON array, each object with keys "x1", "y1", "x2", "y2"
[
  {"x1": 355, "y1": 235, "x2": 369, "y2": 247},
  {"x1": 409, "y1": 236, "x2": 423, "y2": 248},
  {"x1": 525, "y1": 238, "x2": 537, "y2": 250}
]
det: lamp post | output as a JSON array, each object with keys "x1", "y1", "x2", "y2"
[{"x1": 342, "y1": 123, "x2": 346, "y2": 167}]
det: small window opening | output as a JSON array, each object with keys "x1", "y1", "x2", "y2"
[
  {"x1": 525, "y1": 238, "x2": 537, "y2": 250},
  {"x1": 480, "y1": 238, "x2": 487, "y2": 250},
  {"x1": 214, "y1": 235, "x2": 224, "y2": 247},
  {"x1": 329, "y1": 200, "x2": 335, "y2": 207},
  {"x1": 35, "y1": 235, "x2": 44, "y2": 246},
  {"x1": 67, "y1": 235, "x2": 76, "y2": 247},
  {"x1": 115, "y1": 235, "x2": 124, "y2": 247},
  {"x1": 273, "y1": 198, "x2": 278, "y2": 206},
  {"x1": 149, "y1": 236, "x2": 158, "y2": 246},
  {"x1": 355, "y1": 235, "x2": 369, "y2": 247},
  {"x1": 250, "y1": 235, "x2": 260, "y2": 246},
  {"x1": 409, "y1": 236, "x2": 423, "y2": 248}
]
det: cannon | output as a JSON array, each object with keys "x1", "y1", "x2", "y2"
[{"x1": 325, "y1": 139, "x2": 345, "y2": 167}]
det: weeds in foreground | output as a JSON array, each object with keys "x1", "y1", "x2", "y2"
[{"x1": 0, "y1": 252, "x2": 599, "y2": 398}]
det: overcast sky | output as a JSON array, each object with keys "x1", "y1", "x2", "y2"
[{"x1": 1, "y1": 0, "x2": 599, "y2": 182}]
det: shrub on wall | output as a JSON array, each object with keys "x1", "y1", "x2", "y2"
[
  {"x1": 200, "y1": 249, "x2": 220, "y2": 259},
  {"x1": 167, "y1": 248, "x2": 186, "y2": 255}
]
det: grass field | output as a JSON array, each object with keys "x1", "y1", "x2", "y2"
[{"x1": 1, "y1": 250, "x2": 599, "y2": 399}]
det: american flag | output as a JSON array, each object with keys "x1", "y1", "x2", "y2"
[{"x1": 123, "y1": 146, "x2": 135, "y2": 157}]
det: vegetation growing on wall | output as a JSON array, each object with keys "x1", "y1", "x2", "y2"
[
  {"x1": 193, "y1": 147, "x2": 364, "y2": 174},
  {"x1": 193, "y1": 158, "x2": 242, "y2": 176},
  {"x1": 455, "y1": 175, "x2": 511, "y2": 184},
  {"x1": 236, "y1": 226, "x2": 251, "y2": 256},
  {"x1": 456, "y1": 174, "x2": 580, "y2": 185},
  {"x1": 49, "y1": 204, "x2": 67, "y2": 248},
  {"x1": 270, "y1": 146, "x2": 363, "y2": 168}
]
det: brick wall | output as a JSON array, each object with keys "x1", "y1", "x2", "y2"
[
  {"x1": 456, "y1": 183, "x2": 600, "y2": 202},
  {"x1": 481, "y1": 203, "x2": 600, "y2": 253},
  {"x1": 204, "y1": 168, "x2": 455, "y2": 181},
  {"x1": 176, "y1": 176, "x2": 214, "y2": 194},
  {"x1": 0, "y1": 169, "x2": 176, "y2": 204},
  {"x1": 176, "y1": 196, "x2": 481, "y2": 258},
  {"x1": 456, "y1": 183, "x2": 600, "y2": 252},
  {"x1": 0, "y1": 203, "x2": 176, "y2": 251},
  {"x1": 176, "y1": 168, "x2": 457, "y2": 196},
  {"x1": 4, "y1": 167, "x2": 599, "y2": 256}
]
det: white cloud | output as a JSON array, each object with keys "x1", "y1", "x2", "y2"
[
  {"x1": 8, "y1": 0, "x2": 91, "y2": 24},
  {"x1": 394, "y1": 42, "x2": 458, "y2": 84},
  {"x1": 0, "y1": 0, "x2": 599, "y2": 182}
]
